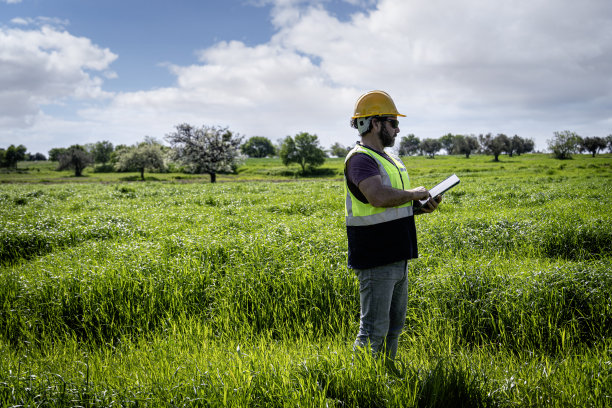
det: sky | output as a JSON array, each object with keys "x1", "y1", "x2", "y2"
[{"x1": 1, "y1": 0, "x2": 611, "y2": 156}]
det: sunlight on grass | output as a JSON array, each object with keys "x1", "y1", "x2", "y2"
[{"x1": 1, "y1": 154, "x2": 611, "y2": 406}]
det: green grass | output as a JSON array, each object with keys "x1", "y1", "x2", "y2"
[
  {"x1": 5, "y1": 153, "x2": 610, "y2": 183},
  {"x1": 1, "y1": 157, "x2": 347, "y2": 183},
  {"x1": 1, "y1": 153, "x2": 611, "y2": 407}
]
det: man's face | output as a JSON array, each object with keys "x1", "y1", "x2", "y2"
[{"x1": 378, "y1": 117, "x2": 399, "y2": 147}]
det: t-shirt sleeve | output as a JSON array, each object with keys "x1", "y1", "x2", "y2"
[
  {"x1": 345, "y1": 154, "x2": 380, "y2": 203},
  {"x1": 346, "y1": 154, "x2": 380, "y2": 186}
]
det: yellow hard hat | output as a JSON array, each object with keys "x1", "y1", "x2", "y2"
[{"x1": 351, "y1": 90, "x2": 406, "y2": 119}]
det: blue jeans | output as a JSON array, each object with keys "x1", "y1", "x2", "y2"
[{"x1": 353, "y1": 260, "x2": 408, "y2": 360}]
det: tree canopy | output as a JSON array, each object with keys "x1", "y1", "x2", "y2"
[
  {"x1": 479, "y1": 133, "x2": 510, "y2": 161},
  {"x1": 241, "y1": 136, "x2": 275, "y2": 158},
  {"x1": 28, "y1": 152, "x2": 47, "y2": 161},
  {"x1": 581, "y1": 136, "x2": 607, "y2": 157},
  {"x1": 439, "y1": 133, "x2": 455, "y2": 155},
  {"x1": 398, "y1": 134, "x2": 420, "y2": 156},
  {"x1": 48, "y1": 147, "x2": 67, "y2": 162},
  {"x1": 57, "y1": 145, "x2": 93, "y2": 176},
  {"x1": 329, "y1": 142, "x2": 351, "y2": 158},
  {"x1": 0, "y1": 144, "x2": 27, "y2": 168},
  {"x1": 453, "y1": 135, "x2": 480, "y2": 158},
  {"x1": 91, "y1": 140, "x2": 114, "y2": 164},
  {"x1": 419, "y1": 138, "x2": 442, "y2": 158},
  {"x1": 548, "y1": 131, "x2": 581, "y2": 159},
  {"x1": 279, "y1": 132, "x2": 326, "y2": 173},
  {"x1": 510, "y1": 135, "x2": 535, "y2": 156},
  {"x1": 115, "y1": 142, "x2": 165, "y2": 180},
  {"x1": 166, "y1": 124, "x2": 243, "y2": 183}
]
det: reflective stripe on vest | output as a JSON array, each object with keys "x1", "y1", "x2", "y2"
[{"x1": 344, "y1": 144, "x2": 413, "y2": 227}]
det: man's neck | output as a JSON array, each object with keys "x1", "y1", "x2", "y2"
[{"x1": 360, "y1": 133, "x2": 385, "y2": 153}]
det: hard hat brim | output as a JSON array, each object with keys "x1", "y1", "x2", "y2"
[{"x1": 351, "y1": 112, "x2": 407, "y2": 119}]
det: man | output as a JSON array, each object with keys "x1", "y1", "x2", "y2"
[{"x1": 344, "y1": 90, "x2": 440, "y2": 363}]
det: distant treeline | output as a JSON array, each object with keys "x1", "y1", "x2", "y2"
[{"x1": 3, "y1": 129, "x2": 611, "y2": 176}]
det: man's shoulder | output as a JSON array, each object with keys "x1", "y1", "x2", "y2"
[
  {"x1": 346, "y1": 150, "x2": 377, "y2": 168},
  {"x1": 346, "y1": 150, "x2": 380, "y2": 187}
]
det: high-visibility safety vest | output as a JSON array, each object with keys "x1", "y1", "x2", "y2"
[
  {"x1": 344, "y1": 143, "x2": 418, "y2": 269},
  {"x1": 344, "y1": 144, "x2": 413, "y2": 226}
]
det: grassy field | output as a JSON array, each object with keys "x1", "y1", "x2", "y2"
[
  {"x1": 0, "y1": 157, "x2": 345, "y2": 183},
  {"x1": 1, "y1": 153, "x2": 611, "y2": 407}
]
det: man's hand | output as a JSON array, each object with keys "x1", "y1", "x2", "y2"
[
  {"x1": 408, "y1": 186, "x2": 429, "y2": 201},
  {"x1": 418, "y1": 194, "x2": 442, "y2": 213}
]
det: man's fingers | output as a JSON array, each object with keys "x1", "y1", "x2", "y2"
[{"x1": 422, "y1": 196, "x2": 440, "y2": 212}]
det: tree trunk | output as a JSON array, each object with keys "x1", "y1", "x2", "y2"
[
  {"x1": 210, "y1": 172, "x2": 217, "y2": 183},
  {"x1": 140, "y1": 168, "x2": 145, "y2": 181},
  {"x1": 494, "y1": 154, "x2": 500, "y2": 162}
]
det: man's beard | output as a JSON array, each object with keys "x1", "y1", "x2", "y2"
[{"x1": 380, "y1": 127, "x2": 396, "y2": 147}]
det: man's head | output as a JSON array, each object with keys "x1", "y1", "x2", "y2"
[
  {"x1": 372, "y1": 116, "x2": 400, "y2": 147},
  {"x1": 351, "y1": 90, "x2": 404, "y2": 146}
]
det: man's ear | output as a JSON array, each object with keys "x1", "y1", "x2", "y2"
[{"x1": 371, "y1": 117, "x2": 381, "y2": 131}]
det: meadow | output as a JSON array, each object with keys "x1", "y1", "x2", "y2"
[{"x1": 1, "y1": 153, "x2": 611, "y2": 407}]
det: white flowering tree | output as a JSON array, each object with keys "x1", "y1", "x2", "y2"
[{"x1": 166, "y1": 124, "x2": 243, "y2": 183}]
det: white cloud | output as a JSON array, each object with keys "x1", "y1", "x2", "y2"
[
  {"x1": 76, "y1": 39, "x2": 356, "y2": 147},
  {"x1": 266, "y1": 0, "x2": 612, "y2": 143},
  {"x1": 9, "y1": 17, "x2": 29, "y2": 25},
  {"x1": 274, "y1": 0, "x2": 612, "y2": 105},
  {"x1": 10, "y1": 16, "x2": 70, "y2": 27},
  {"x1": 2, "y1": 0, "x2": 23, "y2": 4},
  {"x1": 0, "y1": 25, "x2": 117, "y2": 128},
  {"x1": 2, "y1": 0, "x2": 612, "y2": 154}
]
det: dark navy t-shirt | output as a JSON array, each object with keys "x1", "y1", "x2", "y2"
[{"x1": 345, "y1": 144, "x2": 395, "y2": 203}]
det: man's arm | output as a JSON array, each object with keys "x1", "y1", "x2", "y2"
[{"x1": 358, "y1": 175, "x2": 430, "y2": 208}]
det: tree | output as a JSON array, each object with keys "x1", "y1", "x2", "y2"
[
  {"x1": 329, "y1": 142, "x2": 351, "y2": 158},
  {"x1": 91, "y1": 140, "x2": 114, "y2": 164},
  {"x1": 0, "y1": 144, "x2": 27, "y2": 168},
  {"x1": 57, "y1": 145, "x2": 93, "y2": 176},
  {"x1": 48, "y1": 147, "x2": 67, "y2": 162},
  {"x1": 241, "y1": 136, "x2": 275, "y2": 158},
  {"x1": 479, "y1": 133, "x2": 510, "y2": 161},
  {"x1": 110, "y1": 144, "x2": 129, "y2": 164},
  {"x1": 439, "y1": 133, "x2": 455, "y2": 155},
  {"x1": 581, "y1": 136, "x2": 607, "y2": 157},
  {"x1": 547, "y1": 131, "x2": 581, "y2": 159},
  {"x1": 28, "y1": 152, "x2": 47, "y2": 161},
  {"x1": 508, "y1": 135, "x2": 522, "y2": 157},
  {"x1": 506, "y1": 135, "x2": 534, "y2": 157},
  {"x1": 166, "y1": 123, "x2": 243, "y2": 183},
  {"x1": 419, "y1": 138, "x2": 442, "y2": 158},
  {"x1": 514, "y1": 137, "x2": 535, "y2": 155},
  {"x1": 279, "y1": 132, "x2": 326, "y2": 173},
  {"x1": 115, "y1": 142, "x2": 165, "y2": 180},
  {"x1": 454, "y1": 135, "x2": 480, "y2": 158},
  {"x1": 398, "y1": 134, "x2": 421, "y2": 156}
]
